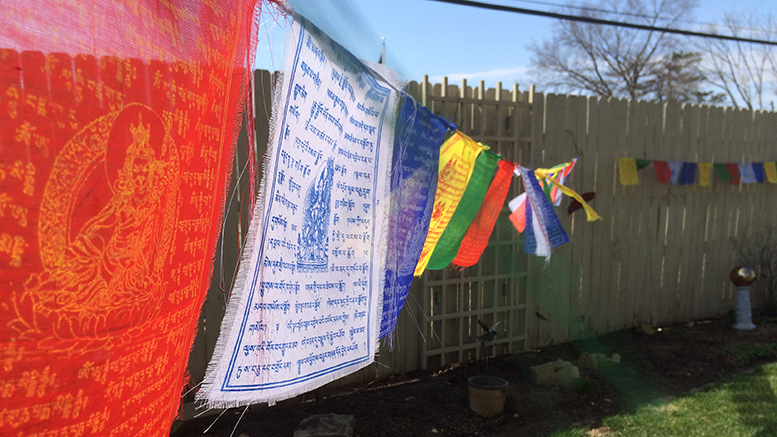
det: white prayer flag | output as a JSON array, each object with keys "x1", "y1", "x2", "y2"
[{"x1": 199, "y1": 14, "x2": 398, "y2": 407}]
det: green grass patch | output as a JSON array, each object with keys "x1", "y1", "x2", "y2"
[
  {"x1": 551, "y1": 362, "x2": 777, "y2": 437},
  {"x1": 724, "y1": 343, "x2": 777, "y2": 365}
]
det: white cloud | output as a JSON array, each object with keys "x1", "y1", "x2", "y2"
[{"x1": 429, "y1": 66, "x2": 530, "y2": 84}]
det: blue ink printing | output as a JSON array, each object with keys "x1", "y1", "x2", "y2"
[{"x1": 297, "y1": 158, "x2": 335, "y2": 272}]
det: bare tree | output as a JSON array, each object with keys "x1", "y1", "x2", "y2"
[
  {"x1": 529, "y1": 0, "x2": 706, "y2": 101},
  {"x1": 699, "y1": 13, "x2": 777, "y2": 110},
  {"x1": 649, "y1": 51, "x2": 725, "y2": 104}
]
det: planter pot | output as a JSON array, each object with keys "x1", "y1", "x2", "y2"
[{"x1": 467, "y1": 376, "x2": 508, "y2": 418}]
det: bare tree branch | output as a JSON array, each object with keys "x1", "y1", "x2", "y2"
[
  {"x1": 529, "y1": 0, "x2": 722, "y2": 104},
  {"x1": 698, "y1": 12, "x2": 777, "y2": 110}
]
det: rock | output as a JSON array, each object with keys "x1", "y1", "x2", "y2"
[
  {"x1": 578, "y1": 352, "x2": 620, "y2": 370},
  {"x1": 531, "y1": 360, "x2": 580, "y2": 388},
  {"x1": 293, "y1": 414, "x2": 355, "y2": 437}
]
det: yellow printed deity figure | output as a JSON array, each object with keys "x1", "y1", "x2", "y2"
[{"x1": 11, "y1": 104, "x2": 180, "y2": 342}]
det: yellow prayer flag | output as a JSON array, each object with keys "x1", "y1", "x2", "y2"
[
  {"x1": 413, "y1": 131, "x2": 483, "y2": 276},
  {"x1": 698, "y1": 163, "x2": 712, "y2": 187},
  {"x1": 618, "y1": 158, "x2": 639, "y2": 185},
  {"x1": 535, "y1": 169, "x2": 601, "y2": 222},
  {"x1": 765, "y1": 162, "x2": 777, "y2": 184}
]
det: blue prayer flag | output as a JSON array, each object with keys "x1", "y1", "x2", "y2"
[
  {"x1": 753, "y1": 163, "x2": 765, "y2": 183},
  {"x1": 380, "y1": 95, "x2": 447, "y2": 340},
  {"x1": 679, "y1": 162, "x2": 697, "y2": 185}
]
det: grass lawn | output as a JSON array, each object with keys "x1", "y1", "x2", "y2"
[{"x1": 551, "y1": 362, "x2": 777, "y2": 437}]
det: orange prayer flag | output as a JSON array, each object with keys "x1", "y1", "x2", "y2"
[
  {"x1": 453, "y1": 160, "x2": 515, "y2": 267},
  {"x1": 0, "y1": 0, "x2": 267, "y2": 435}
]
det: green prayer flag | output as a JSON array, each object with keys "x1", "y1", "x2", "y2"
[
  {"x1": 635, "y1": 159, "x2": 651, "y2": 170},
  {"x1": 541, "y1": 178, "x2": 553, "y2": 203},
  {"x1": 713, "y1": 163, "x2": 732, "y2": 182},
  {"x1": 426, "y1": 151, "x2": 500, "y2": 270}
]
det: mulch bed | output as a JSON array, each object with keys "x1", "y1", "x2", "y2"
[{"x1": 172, "y1": 313, "x2": 777, "y2": 437}]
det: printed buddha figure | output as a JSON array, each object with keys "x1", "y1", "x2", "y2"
[
  {"x1": 13, "y1": 105, "x2": 179, "y2": 340},
  {"x1": 297, "y1": 158, "x2": 334, "y2": 272}
]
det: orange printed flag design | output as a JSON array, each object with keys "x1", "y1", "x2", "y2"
[
  {"x1": 413, "y1": 131, "x2": 482, "y2": 276},
  {"x1": 0, "y1": 0, "x2": 266, "y2": 435}
]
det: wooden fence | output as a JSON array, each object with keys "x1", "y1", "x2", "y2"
[
  {"x1": 527, "y1": 94, "x2": 777, "y2": 346},
  {"x1": 185, "y1": 71, "x2": 777, "y2": 415}
]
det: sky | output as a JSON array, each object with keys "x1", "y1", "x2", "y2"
[{"x1": 255, "y1": 0, "x2": 775, "y2": 92}]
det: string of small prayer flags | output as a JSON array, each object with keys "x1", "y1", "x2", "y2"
[
  {"x1": 409, "y1": 131, "x2": 601, "y2": 270},
  {"x1": 619, "y1": 158, "x2": 777, "y2": 186},
  {"x1": 505, "y1": 159, "x2": 600, "y2": 260}
]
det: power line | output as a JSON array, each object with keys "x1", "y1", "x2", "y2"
[
  {"x1": 511, "y1": 0, "x2": 685, "y2": 23},
  {"x1": 508, "y1": 0, "x2": 767, "y2": 35},
  {"x1": 426, "y1": 0, "x2": 777, "y2": 45}
]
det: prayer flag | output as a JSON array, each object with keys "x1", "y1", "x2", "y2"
[
  {"x1": 426, "y1": 151, "x2": 499, "y2": 270},
  {"x1": 714, "y1": 163, "x2": 732, "y2": 182},
  {"x1": 726, "y1": 163, "x2": 741, "y2": 185},
  {"x1": 413, "y1": 132, "x2": 483, "y2": 276},
  {"x1": 523, "y1": 197, "x2": 540, "y2": 255},
  {"x1": 0, "y1": 0, "x2": 264, "y2": 434},
  {"x1": 568, "y1": 192, "x2": 596, "y2": 215},
  {"x1": 654, "y1": 161, "x2": 672, "y2": 184},
  {"x1": 508, "y1": 193, "x2": 527, "y2": 233},
  {"x1": 698, "y1": 163, "x2": 712, "y2": 187},
  {"x1": 380, "y1": 95, "x2": 447, "y2": 340},
  {"x1": 507, "y1": 158, "x2": 597, "y2": 232},
  {"x1": 519, "y1": 166, "x2": 569, "y2": 258},
  {"x1": 453, "y1": 160, "x2": 515, "y2": 268},
  {"x1": 545, "y1": 158, "x2": 577, "y2": 206},
  {"x1": 201, "y1": 14, "x2": 399, "y2": 406},
  {"x1": 740, "y1": 163, "x2": 758, "y2": 183},
  {"x1": 679, "y1": 162, "x2": 697, "y2": 185},
  {"x1": 619, "y1": 157, "x2": 639, "y2": 185},
  {"x1": 636, "y1": 159, "x2": 652, "y2": 170},
  {"x1": 668, "y1": 160, "x2": 683, "y2": 185},
  {"x1": 535, "y1": 173, "x2": 600, "y2": 222},
  {"x1": 765, "y1": 162, "x2": 777, "y2": 183},
  {"x1": 752, "y1": 163, "x2": 765, "y2": 183}
]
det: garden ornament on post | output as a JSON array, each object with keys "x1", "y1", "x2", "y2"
[
  {"x1": 731, "y1": 266, "x2": 756, "y2": 330},
  {"x1": 477, "y1": 320, "x2": 502, "y2": 346}
]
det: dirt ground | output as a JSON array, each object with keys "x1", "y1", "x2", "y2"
[{"x1": 172, "y1": 312, "x2": 777, "y2": 437}]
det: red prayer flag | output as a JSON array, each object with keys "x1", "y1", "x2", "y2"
[
  {"x1": 453, "y1": 161, "x2": 515, "y2": 267},
  {"x1": 653, "y1": 160, "x2": 672, "y2": 184},
  {"x1": 0, "y1": 0, "x2": 269, "y2": 435},
  {"x1": 509, "y1": 208, "x2": 527, "y2": 233},
  {"x1": 726, "y1": 163, "x2": 741, "y2": 185}
]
